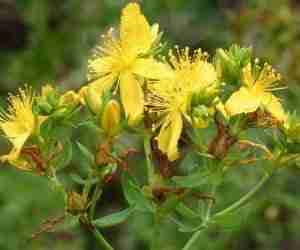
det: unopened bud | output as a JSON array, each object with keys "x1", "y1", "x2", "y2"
[
  {"x1": 191, "y1": 105, "x2": 214, "y2": 128},
  {"x1": 67, "y1": 191, "x2": 87, "y2": 215},
  {"x1": 60, "y1": 90, "x2": 80, "y2": 106},
  {"x1": 79, "y1": 85, "x2": 103, "y2": 114},
  {"x1": 41, "y1": 84, "x2": 55, "y2": 97},
  {"x1": 101, "y1": 100, "x2": 121, "y2": 137},
  {"x1": 78, "y1": 86, "x2": 88, "y2": 105}
]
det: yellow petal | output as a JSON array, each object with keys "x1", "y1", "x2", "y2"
[
  {"x1": 0, "y1": 154, "x2": 31, "y2": 171},
  {"x1": 194, "y1": 61, "x2": 218, "y2": 88},
  {"x1": 0, "y1": 132, "x2": 29, "y2": 162},
  {"x1": 120, "y1": 3, "x2": 152, "y2": 55},
  {"x1": 89, "y1": 73, "x2": 116, "y2": 90},
  {"x1": 1, "y1": 121, "x2": 27, "y2": 139},
  {"x1": 78, "y1": 86, "x2": 88, "y2": 105},
  {"x1": 119, "y1": 72, "x2": 144, "y2": 125},
  {"x1": 262, "y1": 93, "x2": 287, "y2": 122},
  {"x1": 157, "y1": 112, "x2": 183, "y2": 161},
  {"x1": 132, "y1": 58, "x2": 173, "y2": 79},
  {"x1": 84, "y1": 74, "x2": 116, "y2": 113},
  {"x1": 151, "y1": 23, "x2": 160, "y2": 44},
  {"x1": 225, "y1": 87, "x2": 260, "y2": 116}
]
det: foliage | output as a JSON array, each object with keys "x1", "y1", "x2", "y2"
[{"x1": 1, "y1": 1, "x2": 300, "y2": 250}]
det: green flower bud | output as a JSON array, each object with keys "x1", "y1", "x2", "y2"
[
  {"x1": 283, "y1": 112, "x2": 300, "y2": 143},
  {"x1": 59, "y1": 90, "x2": 80, "y2": 107},
  {"x1": 191, "y1": 105, "x2": 214, "y2": 128},
  {"x1": 101, "y1": 100, "x2": 121, "y2": 137},
  {"x1": 79, "y1": 85, "x2": 103, "y2": 114},
  {"x1": 215, "y1": 45, "x2": 252, "y2": 85}
]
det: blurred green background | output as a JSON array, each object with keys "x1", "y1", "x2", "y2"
[{"x1": 1, "y1": 0, "x2": 300, "y2": 249}]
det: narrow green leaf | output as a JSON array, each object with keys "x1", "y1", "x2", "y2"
[
  {"x1": 77, "y1": 142, "x2": 95, "y2": 166},
  {"x1": 169, "y1": 215, "x2": 203, "y2": 233},
  {"x1": 172, "y1": 171, "x2": 210, "y2": 188},
  {"x1": 54, "y1": 139, "x2": 73, "y2": 170},
  {"x1": 159, "y1": 195, "x2": 180, "y2": 217},
  {"x1": 92, "y1": 207, "x2": 134, "y2": 228},
  {"x1": 121, "y1": 172, "x2": 155, "y2": 213},
  {"x1": 176, "y1": 203, "x2": 202, "y2": 219},
  {"x1": 70, "y1": 174, "x2": 98, "y2": 185}
]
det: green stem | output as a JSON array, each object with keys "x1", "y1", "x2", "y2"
[
  {"x1": 89, "y1": 182, "x2": 103, "y2": 220},
  {"x1": 143, "y1": 134, "x2": 155, "y2": 185},
  {"x1": 150, "y1": 214, "x2": 161, "y2": 250},
  {"x1": 213, "y1": 172, "x2": 271, "y2": 218},
  {"x1": 182, "y1": 172, "x2": 271, "y2": 250},
  {"x1": 182, "y1": 228, "x2": 206, "y2": 250},
  {"x1": 92, "y1": 227, "x2": 114, "y2": 250},
  {"x1": 204, "y1": 184, "x2": 217, "y2": 222}
]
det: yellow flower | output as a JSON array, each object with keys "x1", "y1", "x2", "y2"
[
  {"x1": 147, "y1": 48, "x2": 218, "y2": 161},
  {"x1": 0, "y1": 88, "x2": 37, "y2": 166},
  {"x1": 225, "y1": 62, "x2": 287, "y2": 122},
  {"x1": 87, "y1": 3, "x2": 170, "y2": 125}
]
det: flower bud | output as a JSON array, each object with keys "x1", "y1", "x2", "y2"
[
  {"x1": 191, "y1": 105, "x2": 214, "y2": 128},
  {"x1": 78, "y1": 86, "x2": 88, "y2": 105},
  {"x1": 79, "y1": 85, "x2": 103, "y2": 114},
  {"x1": 67, "y1": 191, "x2": 87, "y2": 215},
  {"x1": 41, "y1": 84, "x2": 60, "y2": 108},
  {"x1": 101, "y1": 100, "x2": 121, "y2": 137},
  {"x1": 60, "y1": 90, "x2": 80, "y2": 106},
  {"x1": 41, "y1": 84, "x2": 55, "y2": 97},
  {"x1": 215, "y1": 45, "x2": 252, "y2": 84},
  {"x1": 283, "y1": 112, "x2": 300, "y2": 143},
  {"x1": 216, "y1": 100, "x2": 230, "y2": 121}
]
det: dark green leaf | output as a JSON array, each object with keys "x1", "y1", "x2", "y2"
[
  {"x1": 158, "y1": 195, "x2": 180, "y2": 217},
  {"x1": 176, "y1": 203, "x2": 202, "y2": 219},
  {"x1": 92, "y1": 207, "x2": 134, "y2": 228},
  {"x1": 172, "y1": 171, "x2": 210, "y2": 188},
  {"x1": 53, "y1": 139, "x2": 73, "y2": 170},
  {"x1": 70, "y1": 174, "x2": 98, "y2": 185},
  {"x1": 77, "y1": 142, "x2": 95, "y2": 166},
  {"x1": 121, "y1": 172, "x2": 155, "y2": 213}
]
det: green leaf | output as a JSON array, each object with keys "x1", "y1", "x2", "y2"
[
  {"x1": 211, "y1": 209, "x2": 248, "y2": 231},
  {"x1": 70, "y1": 174, "x2": 98, "y2": 185},
  {"x1": 176, "y1": 203, "x2": 202, "y2": 219},
  {"x1": 172, "y1": 170, "x2": 210, "y2": 188},
  {"x1": 92, "y1": 207, "x2": 134, "y2": 228},
  {"x1": 158, "y1": 195, "x2": 180, "y2": 217},
  {"x1": 169, "y1": 215, "x2": 204, "y2": 233},
  {"x1": 40, "y1": 118, "x2": 54, "y2": 139},
  {"x1": 53, "y1": 139, "x2": 73, "y2": 170},
  {"x1": 121, "y1": 172, "x2": 155, "y2": 213},
  {"x1": 40, "y1": 117, "x2": 72, "y2": 141},
  {"x1": 77, "y1": 142, "x2": 95, "y2": 166}
]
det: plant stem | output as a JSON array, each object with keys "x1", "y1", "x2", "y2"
[
  {"x1": 89, "y1": 182, "x2": 103, "y2": 220},
  {"x1": 204, "y1": 184, "x2": 217, "y2": 222},
  {"x1": 143, "y1": 134, "x2": 155, "y2": 185},
  {"x1": 213, "y1": 172, "x2": 271, "y2": 218},
  {"x1": 182, "y1": 172, "x2": 271, "y2": 250},
  {"x1": 182, "y1": 228, "x2": 206, "y2": 250},
  {"x1": 92, "y1": 227, "x2": 114, "y2": 250},
  {"x1": 150, "y1": 214, "x2": 160, "y2": 250}
]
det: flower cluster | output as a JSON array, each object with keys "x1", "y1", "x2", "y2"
[{"x1": 0, "y1": 3, "x2": 299, "y2": 250}]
